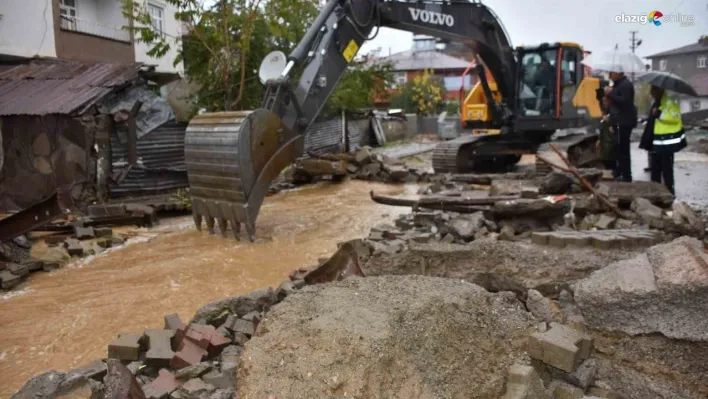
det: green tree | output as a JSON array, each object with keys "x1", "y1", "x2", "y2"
[
  {"x1": 320, "y1": 60, "x2": 395, "y2": 118},
  {"x1": 121, "y1": 0, "x2": 319, "y2": 112},
  {"x1": 391, "y1": 70, "x2": 442, "y2": 115}
]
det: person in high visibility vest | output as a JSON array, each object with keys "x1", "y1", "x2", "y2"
[{"x1": 649, "y1": 85, "x2": 686, "y2": 195}]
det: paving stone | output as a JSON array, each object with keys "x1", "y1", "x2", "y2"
[
  {"x1": 183, "y1": 328, "x2": 209, "y2": 350},
  {"x1": 208, "y1": 330, "x2": 231, "y2": 356},
  {"x1": 225, "y1": 316, "x2": 254, "y2": 337},
  {"x1": 88, "y1": 204, "x2": 127, "y2": 218},
  {"x1": 552, "y1": 381, "x2": 585, "y2": 399},
  {"x1": 95, "y1": 227, "x2": 113, "y2": 238},
  {"x1": 164, "y1": 313, "x2": 186, "y2": 331},
  {"x1": 21, "y1": 259, "x2": 44, "y2": 272},
  {"x1": 241, "y1": 311, "x2": 261, "y2": 321},
  {"x1": 501, "y1": 363, "x2": 550, "y2": 399},
  {"x1": 171, "y1": 339, "x2": 207, "y2": 369},
  {"x1": 72, "y1": 359, "x2": 107, "y2": 381},
  {"x1": 74, "y1": 226, "x2": 95, "y2": 240},
  {"x1": 144, "y1": 329, "x2": 176, "y2": 367},
  {"x1": 108, "y1": 333, "x2": 143, "y2": 361},
  {"x1": 528, "y1": 322, "x2": 593, "y2": 373},
  {"x1": 64, "y1": 238, "x2": 84, "y2": 256},
  {"x1": 7, "y1": 263, "x2": 29, "y2": 277},
  {"x1": 531, "y1": 232, "x2": 551, "y2": 245},
  {"x1": 43, "y1": 262, "x2": 60, "y2": 272},
  {"x1": 143, "y1": 369, "x2": 181, "y2": 399},
  {"x1": 0, "y1": 270, "x2": 22, "y2": 289}
]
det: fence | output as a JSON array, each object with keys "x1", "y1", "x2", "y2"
[{"x1": 60, "y1": 16, "x2": 131, "y2": 43}]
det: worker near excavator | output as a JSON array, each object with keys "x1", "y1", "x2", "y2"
[
  {"x1": 647, "y1": 85, "x2": 686, "y2": 195},
  {"x1": 605, "y1": 71, "x2": 637, "y2": 182}
]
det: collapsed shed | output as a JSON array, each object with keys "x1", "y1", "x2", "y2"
[{"x1": 0, "y1": 58, "x2": 188, "y2": 213}]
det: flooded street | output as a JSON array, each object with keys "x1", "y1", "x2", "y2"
[{"x1": 0, "y1": 180, "x2": 414, "y2": 396}]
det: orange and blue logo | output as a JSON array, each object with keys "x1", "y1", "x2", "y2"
[{"x1": 649, "y1": 10, "x2": 663, "y2": 25}]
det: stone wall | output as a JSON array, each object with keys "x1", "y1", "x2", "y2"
[{"x1": 0, "y1": 115, "x2": 98, "y2": 212}]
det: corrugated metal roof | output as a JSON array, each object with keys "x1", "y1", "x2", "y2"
[
  {"x1": 646, "y1": 41, "x2": 708, "y2": 59},
  {"x1": 0, "y1": 59, "x2": 147, "y2": 116},
  {"x1": 368, "y1": 50, "x2": 470, "y2": 71}
]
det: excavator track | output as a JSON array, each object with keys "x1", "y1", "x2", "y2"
[
  {"x1": 432, "y1": 134, "x2": 526, "y2": 174},
  {"x1": 185, "y1": 109, "x2": 303, "y2": 241},
  {"x1": 432, "y1": 135, "x2": 484, "y2": 173}
]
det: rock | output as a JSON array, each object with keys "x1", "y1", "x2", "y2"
[
  {"x1": 13, "y1": 235, "x2": 31, "y2": 249},
  {"x1": 354, "y1": 148, "x2": 373, "y2": 165},
  {"x1": 575, "y1": 236, "x2": 708, "y2": 341},
  {"x1": 614, "y1": 218, "x2": 634, "y2": 229},
  {"x1": 593, "y1": 214, "x2": 616, "y2": 230},
  {"x1": 275, "y1": 280, "x2": 297, "y2": 302},
  {"x1": 102, "y1": 359, "x2": 146, "y2": 398},
  {"x1": 550, "y1": 381, "x2": 584, "y2": 399},
  {"x1": 176, "y1": 378, "x2": 215, "y2": 397},
  {"x1": 501, "y1": 363, "x2": 551, "y2": 399},
  {"x1": 201, "y1": 370, "x2": 232, "y2": 389},
  {"x1": 95, "y1": 227, "x2": 113, "y2": 238},
  {"x1": 631, "y1": 197, "x2": 663, "y2": 221},
  {"x1": 490, "y1": 180, "x2": 525, "y2": 196},
  {"x1": 539, "y1": 172, "x2": 574, "y2": 195},
  {"x1": 175, "y1": 362, "x2": 213, "y2": 380},
  {"x1": 558, "y1": 290, "x2": 585, "y2": 325},
  {"x1": 237, "y1": 276, "x2": 536, "y2": 398},
  {"x1": 10, "y1": 371, "x2": 99, "y2": 399},
  {"x1": 207, "y1": 388, "x2": 235, "y2": 399},
  {"x1": 671, "y1": 201, "x2": 705, "y2": 238},
  {"x1": 71, "y1": 359, "x2": 108, "y2": 381},
  {"x1": 526, "y1": 290, "x2": 563, "y2": 323},
  {"x1": 191, "y1": 287, "x2": 276, "y2": 325},
  {"x1": 143, "y1": 369, "x2": 181, "y2": 399},
  {"x1": 441, "y1": 234, "x2": 455, "y2": 244},
  {"x1": 450, "y1": 212, "x2": 485, "y2": 240},
  {"x1": 499, "y1": 225, "x2": 516, "y2": 241}
]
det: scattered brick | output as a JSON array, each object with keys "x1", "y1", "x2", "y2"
[
  {"x1": 144, "y1": 329, "x2": 176, "y2": 367},
  {"x1": 208, "y1": 330, "x2": 231, "y2": 356},
  {"x1": 183, "y1": 327, "x2": 210, "y2": 350},
  {"x1": 74, "y1": 226, "x2": 96, "y2": 240},
  {"x1": 0, "y1": 270, "x2": 21, "y2": 290},
  {"x1": 143, "y1": 369, "x2": 182, "y2": 399},
  {"x1": 21, "y1": 259, "x2": 44, "y2": 272},
  {"x1": 170, "y1": 339, "x2": 207, "y2": 369},
  {"x1": 95, "y1": 227, "x2": 113, "y2": 238},
  {"x1": 43, "y1": 262, "x2": 60, "y2": 272},
  {"x1": 228, "y1": 318, "x2": 254, "y2": 337},
  {"x1": 64, "y1": 238, "x2": 84, "y2": 256},
  {"x1": 108, "y1": 333, "x2": 143, "y2": 361},
  {"x1": 8, "y1": 263, "x2": 29, "y2": 277},
  {"x1": 528, "y1": 322, "x2": 593, "y2": 373},
  {"x1": 88, "y1": 204, "x2": 127, "y2": 218},
  {"x1": 501, "y1": 363, "x2": 548, "y2": 399},
  {"x1": 165, "y1": 313, "x2": 186, "y2": 330}
]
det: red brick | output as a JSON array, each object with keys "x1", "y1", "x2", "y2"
[
  {"x1": 209, "y1": 331, "x2": 232, "y2": 356},
  {"x1": 144, "y1": 369, "x2": 182, "y2": 398},
  {"x1": 170, "y1": 340, "x2": 206, "y2": 369},
  {"x1": 184, "y1": 328, "x2": 209, "y2": 350},
  {"x1": 164, "y1": 313, "x2": 186, "y2": 331}
]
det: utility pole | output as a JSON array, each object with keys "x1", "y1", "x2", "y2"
[{"x1": 629, "y1": 31, "x2": 642, "y2": 81}]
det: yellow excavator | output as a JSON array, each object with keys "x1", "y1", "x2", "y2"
[{"x1": 184, "y1": 0, "x2": 605, "y2": 241}]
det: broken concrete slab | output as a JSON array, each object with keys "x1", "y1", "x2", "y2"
[
  {"x1": 71, "y1": 359, "x2": 108, "y2": 381},
  {"x1": 144, "y1": 329, "x2": 175, "y2": 367},
  {"x1": 531, "y1": 230, "x2": 661, "y2": 250},
  {"x1": 107, "y1": 333, "x2": 143, "y2": 361},
  {"x1": 7, "y1": 263, "x2": 29, "y2": 277},
  {"x1": 175, "y1": 362, "x2": 213, "y2": 380},
  {"x1": 449, "y1": 212, "x2": 485, "y2": 239},
  {"x1": 191, "y1": 287, "x2": 276, "y2": 326},
  {"x1": 526, "y1": 289, "x2": 563, "y2": 323},
  {"x1": 95, "y1": 227, "x2": 113, "y2": 238},
  {"x1": 1, "y1": 269, "x2": 26, "y2": 289},
  {"x1": 575, "y1": 236, "x2": 708, "y2": 341},
  {"x1": 528, "y1": 322, "x2": 593, "y2": 373},
  {"x1": 21, "y1": 259, "x2": 44, "y2": 272},
  {"x1": 491, "y1": 198, "x2": 569, "y2": 219},
  {"x1": 490, "y1": 180, "x2": 527, "y2": 196},
  {"x1": 201, "y1": 370, "x2": 231, "y2": 389},
  {"x1": 596, "y1": 181, "x2": 674, "y2": 208},
  {"x1": 64, "y1": 238, "x2": 83, "y2": 256}
]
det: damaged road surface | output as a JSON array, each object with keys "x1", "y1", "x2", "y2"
[{"x1": 0, "y1": 181, "x2": 412, "y2": 397}]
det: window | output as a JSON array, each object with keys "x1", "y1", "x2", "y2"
[
  {"x1": 659, "y1": 59, "x2": 667, "y2": 71},
  {"x1": 59, "y1": 0, "x2": 77, "y2": 30},
  {"x1": 698, "y1": 56, "x2": 707, "y2": 68},
  {"x1": 148, "y1": 3, "x2": 164, "y2": 36},
  {"x1": 691, "y1": 100, "x2": 701, "y2": 112},
  {"x1": 394, "y1": 72, "x2": 407, "y2": 86}
]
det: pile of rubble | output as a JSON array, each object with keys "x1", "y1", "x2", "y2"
[
  {"x1": 289, "y1": 147, "x2": 431, "y2": 185},
  {"x1": 0, "y1": 202, "x2": 155, "y2": 291}
]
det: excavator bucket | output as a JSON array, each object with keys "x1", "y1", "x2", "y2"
[{"x1": 184, "y1": 109, "x2": 304, "y2": 241}]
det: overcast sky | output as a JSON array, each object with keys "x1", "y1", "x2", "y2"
[{"x1": 359, "y1": 0, "x2": 706, "y2": 59}]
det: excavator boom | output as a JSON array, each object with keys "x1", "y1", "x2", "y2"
[{"x1": 184, "y1": 0, "x2": 600, "y2": 241}]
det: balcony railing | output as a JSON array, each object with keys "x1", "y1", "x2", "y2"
[{"x1": 60, "y1": 16, "x2": 131, "y2": 43}]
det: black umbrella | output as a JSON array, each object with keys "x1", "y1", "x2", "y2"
[{"x1": 637, "y1": 71, "x2": 698, "y2": 96}]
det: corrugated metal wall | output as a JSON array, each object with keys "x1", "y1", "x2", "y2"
[
  {"x1": 303, "y1": 114, "x2": 373, "y2": 156},
  {"x1": 109, "y1": 121, "x2": 189, "y2": 198}
]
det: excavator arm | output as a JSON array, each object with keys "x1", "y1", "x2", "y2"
[{"x1": 184, "y1": 0, "x2": 518, "y2": 241}]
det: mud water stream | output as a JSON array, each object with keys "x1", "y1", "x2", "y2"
[{"x1": 0, "y1": 181, "x2": 414, "y2": 396}]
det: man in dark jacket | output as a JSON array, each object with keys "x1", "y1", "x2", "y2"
[{"x1": 605, "y1": 71, "x2": 638, "y2": 181}]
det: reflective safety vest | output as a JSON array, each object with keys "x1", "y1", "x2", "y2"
[{"x1": 653, "y1": 92, "x2": 686, "y2": 153}]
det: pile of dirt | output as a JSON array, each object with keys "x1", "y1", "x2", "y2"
[{"x1": 237, "y1": 275, "x2": 536, "y2": 399}]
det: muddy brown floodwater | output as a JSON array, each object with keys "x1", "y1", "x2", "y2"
[{"x1": 0, "y1": 180, "x2": 415, "y2": 397}]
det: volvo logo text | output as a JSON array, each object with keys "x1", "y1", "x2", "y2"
[{"x1": 409, "y1": 8, "x2": 455, "y2": 27}]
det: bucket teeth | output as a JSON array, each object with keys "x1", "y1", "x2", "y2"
[
  {"x1": 206, "y1": 217, "x2": 215, "y2": 235},
  {"x1": 193, "y1": 214, "x2": 203, "y2": 231},
  {"x1": 217, "y1": 218, "x2": 228, "y2": 237}
]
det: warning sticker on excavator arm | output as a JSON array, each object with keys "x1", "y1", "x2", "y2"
[{"x1": 342, "y1": 40, "x2": 359, "y2": 63}]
